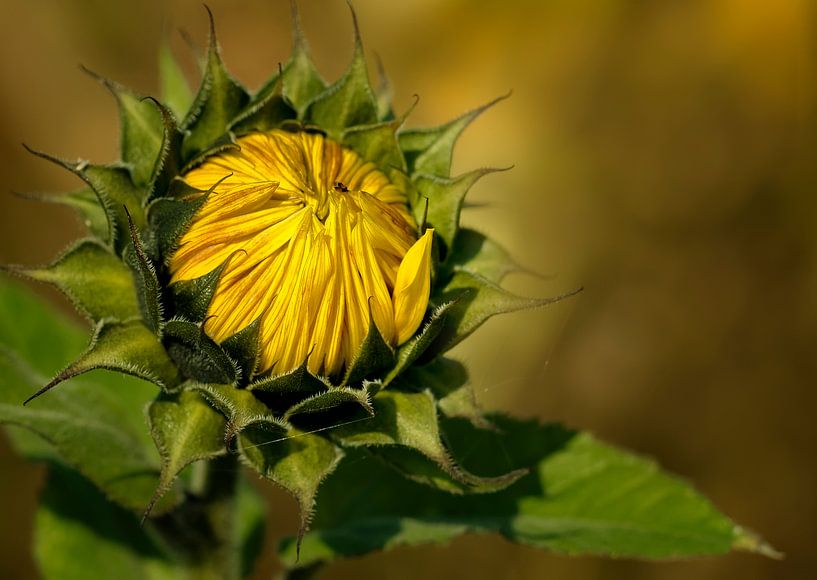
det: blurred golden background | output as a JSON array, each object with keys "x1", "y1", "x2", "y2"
[{"x1": 1, "y1": 0, "x2": 814, "y2": 578}]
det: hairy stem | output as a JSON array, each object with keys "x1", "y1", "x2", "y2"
[
  {"x1": 195, "y1": 454, "x2": 241, "y2": 579},
  {"x1": 152, "y1": 454, "x2": 241, "y2": 579}
]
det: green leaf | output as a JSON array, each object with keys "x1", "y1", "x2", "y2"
[
  {"x1": 372, "y1": 54, "x2": 395, "y2": 122},
  {"x1": 162, "y1": 320, "x2": 238, "y2": 385},
  {"x1": 445, "y1": 228, "x2": 524, "y2": 284},
  {"x1": 239, "y1": 425, "x2": 344, "y2": 549},
  {"x1": 145, "y1": 184, "x2": 209, "y2": 264},
  {"x1": 330, "y1": 390, "x2": 524, "y2": 494},
  {"x1": 4, "y1": 238, "x2": 140, "y2": 322},
  {"x1": 181, "y1": 7, "x2": 250, "y2": 162},
  {"x1": 281, "y1": 3, "x2": 326, "y2": 115},
  {"x1": 124, "y1": 211, "x2": 164, "y2": 334},
  {"x1": 86, "y1": 69, "x2": 164, "y2": 188},
  {"x1": 23, "y1": 318, "x2": 180, "y2": 405},
  {"x1": 0, "y1": 279, "x2": 180, "y2": 513},
  {"x1": 145, "y1": 390, "x2": 228, "y2": 518},
  {"x1": 383, "y1": 300, "x2": 457, "y2": 385},
  {"x1": 117, "y1": 93, "x2": 163, "y2": 187},
  {"x1": 181, "y1": 133, "x2": 241, "y2": 175},
  {"x1": 82, "y1": 164, "x2": 147, "y2": 228},
  {"x1": 342, "y1": 118, "x2": 406, "y2": 172},
  {"x1": 304, "y1": 7, "x2": 377, "y2": 136},
  {"x1": 284, "y1": 387, "x2": 373, "y2": 426},
  {"x1": 23, "y1": 146, "x2": 145, "y2": 254},
  {"x1": 398, "y1": 93, "x2": 508, "y2": 177},
  {"x1": 0, "y1": 351, "x2": 180, "y2": 514},
  {"x1": 343, "y1": 318, "x2": 395, "y2": 386},
  {"x1": 230, "y1": 72, "x2": 297, "y2": 135},
  {"x1": 17, "y1": 188, "x2": 111, "y2": 243},
  {"x1": 168, "y1": 258, "x2": 228, "y2": 323},
  {"x1": 248, "y1": 361, "x2": 331, "y2": 415},
  {"x1": 35, "y1": 465, "x2": 185, "y2": 580},
  {"x1": 281, "y1": 415, "x2": 767, "y2": 567},
  {"x1": 0, "y1": 278, "x2": 85, "y2": 371},
  {"x1": 192, "y1": 382, "x2": 287, "y2": 443},
  {"x1": 3, "y1": 424, "x2": 59, "y2": 462},
  {"x1": 220, "y1": 317, "x2": 262, "y2": 386},
  {"x1": 399, "y1": 357, "x2": 491, "y2": 430},
  {"x1": 159, "y1": 42, "x2": 194, "y2": 121},
  {"x1": 430, "y1": 270, "x2": 581, "y2": 354},
  {"x1": 414, "y1": 168, "x2": 507, "y2": 254},
  {"x1": 146, "y1": 99, "x2": 185, "y2": 203}
]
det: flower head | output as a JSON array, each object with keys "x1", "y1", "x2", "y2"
[
  {"x1": 12, "y1": 3, "x2": 574, "y2": 547},
  {"x1": 170, "y1": 130, "x2": 433, "y2": 377}
]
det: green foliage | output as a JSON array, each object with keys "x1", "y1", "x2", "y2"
[
  {"x1": 147, "y1": 390, "x2": 228, "y2": 516},
  {"x1": 159, "y1": 43, "x2": 194, "y2": 121},
  {"x1": 342, "y1": 119, "x2": 406, "y2": 173},
  {"x1": 62, "y1": 188, "x2": 116, "y2": 242},
  {"x1": 342, "y1": 319, "x2": 395, "y2": 386},
  {"x1": 330, "y1": 390, "x2": 526, "y2": 494},
  {"x1": 162, "y1": 320, "x2": 238, "y2": 385},
  {"x1": 249, "y1": 362, "x2": 330, "y2": 405},
  {"x1": 398, "y1": 94, "x2": 508, "y2": 177},
  {"x1": 19, "y1": 188, "x2": 111, "y2": 242},
  {"x1": 193, "y1": 382, "x2": 288, "y2": 442},
  {"x1": 372, "y1": 57, "x2": 396, "y2": 122},
  {"x1": 124, "y1": 212, "x2": 164, "y2": 334},
  {"x1": 400, "y1": 357, "x2": 491, "y2": 429},
  {"x1": 445, "y1": 228, "x2": 524, "y2": 283},
  {"x1": 145, "y1": 191, "x2": 209, "y2": 264},
  {"x1": 304, "y1": 12, "x2": 377, "y2": 136},
  {"x1": 28, "y1": 319, "x2": 181, "y2": 402},
  {"x1": 281, "y1": 6, "x2": 326, "y2": 115},
  {"x1": 82, "y1": 69, "x2": 165, "y2": 188},
  {"x1": 414, "y1": 168, "x2": 507, "y2": 254},
  {"x1": 284, "y1": 387, "x2": 373, "y2": 425},
  {"x1": 239, "y1": 425, "x2": 344, "y2": 547},
  {"x1": 35, "y1": 462, "x2": 266, "y2": 580},
  {"x1": 81, "y1": 164, "x2": 146, "y2": 229},
  {"x1": 146, "y1": 99, "x2": 185, "y2": 203},
  {"x1": 181, "y1": 8, "x2": 249, "y2": 163},
  {"x1": 235, "y1": 478, "x2": 267, "y2": 578},
  {"x1": 35, "y1": 465, "x2": 184, "y2": 580},
  {"x1": 280, "y1": 416, "x2": 763, "y2": 569},
  {"x1": 23, "y1": 148, "x2": 144, "y2": 254},
  {"x1": 3, "y1": 5, "x2": 770, "y2": 576},
  {"x1": 431, "y1": 270, "x2": 581, "y2": 354},
  {"x1": 230, "y1": 73, "x2": 297, "y2": 135},
  {"x1": 169, "y1": 259, "x2": 227, "y2": 323},
  {"x1": 220, "y1": 318, "x2": 263, "y2": 385},
  {"x1": 0, "y1": 280, "x2": 180, "y2": 514},
  {"x1": 384, "y1": 300, "x2": 457, "y2": 384},
  {"x1": 0, "y1": 280, "x2": 268, "y2": 576},
  {"x1": 5, "y1": 238, "x2": 140, "y2": 322}
]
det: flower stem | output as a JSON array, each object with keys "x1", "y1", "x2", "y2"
[
  {"x1": 152, "y1": 454, "x2": 241, "y2": 579},
  {"x1": 194, "y1": 454, "x2": 241, "y2": 579}
]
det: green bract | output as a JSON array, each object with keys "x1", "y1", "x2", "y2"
[{"x1": 0, "y1": 4, "x2": 772, "y2": 578}]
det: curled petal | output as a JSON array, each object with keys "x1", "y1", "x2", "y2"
[{"x1": 393, "y1": 229, "x2": 434, "y2": 345}]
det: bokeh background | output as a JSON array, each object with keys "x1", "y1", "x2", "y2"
[{"x1": 1, "y1": 0, "x2": 814, "y2": 578}]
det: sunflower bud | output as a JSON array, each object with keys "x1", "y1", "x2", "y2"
[
  {"x1": 169, "y1": 130, "x2": 433, "y2": 379},
  {"x1": 12, "y1": 3, "x2": 576, "y2": 545}
]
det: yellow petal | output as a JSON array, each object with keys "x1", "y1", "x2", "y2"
[
  {"x1": 392, "y1": 229, "x2": 434, "y2": 345},
  {"x1": 170, "y1": 129, "x2": 430, "y2": 377}
]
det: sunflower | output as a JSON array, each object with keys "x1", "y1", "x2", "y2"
[
  {"x1": 170, "y1": 130, "x2": 434, "y2": 378},
  {"x1": 11, "y1": 3, "x2": 572, "y2": 545}
]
